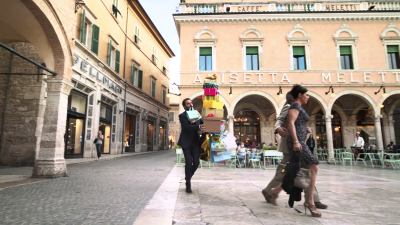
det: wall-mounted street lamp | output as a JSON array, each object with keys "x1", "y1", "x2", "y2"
[
  {"x1": 75, "y1": 0, "x2": 86, "y2": 13},
  {"x1": 325, "y1": 86, "x2": 335, "y2": 97},
  {"x1": 374, "y1": 85, "x2": 386, "y2": 95},
  {"x1": 276, "y1": 86, "x2": 283, "y2": 96}
]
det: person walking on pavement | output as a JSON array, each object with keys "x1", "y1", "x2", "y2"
[
  {"x1": 261, "y1": 91, "x2": 327, "y2": 210},
  {"x1": 178, "y1": 98, "x2": 204, "y2": 193},
  {"x1": 95, "y1": 130, "x2": 104, "y2": 159}
]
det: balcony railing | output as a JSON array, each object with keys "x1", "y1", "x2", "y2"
[{"x1": 176, "y1": 1, "x2": 400, "y2": 14}]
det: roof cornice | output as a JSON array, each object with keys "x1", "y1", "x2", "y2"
[{"x1": 174, "y1": 10, "x2": 400, "y2": 23}]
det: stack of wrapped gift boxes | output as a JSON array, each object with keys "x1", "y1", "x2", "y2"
[{"x1": 202, "y1": 77, "x2": 231, "y2": 162}]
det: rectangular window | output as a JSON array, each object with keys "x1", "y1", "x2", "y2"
[
  {"x1": 134, "y1": 26, "x2": 140, "y2": 45},
  {"x1": 388, "y1": 45, "x2": 400, "y2": 69},
  {"x1": 151, "y1": 78, "x2": 156, "y2": 98},
  {"x1": 79, "y1": 10, "x2": 99, "y2": 55},
  {"x1": 112, "y1": 0, "x2": 121, "y2": 18},
  {"x1": 107, "y1": 39, "x2": 120, "y2": 73},
  {"x1": 199, "y1": 47, "x2": 212, "y2": 71},
  {"x1": 340, "y1": 46, "x2": 354, "y2": 70},
  {"x1": 138, "y1": 70, "x2": 143, "y2": 89},
  {"x1": 246, "y1": 46, "x2": 259, "y2": 70},
  {"x1": 130, "y1": 63, "x2": 138, "y2": 87},
  {"x1": 293, "y1": 46, "x2": 306, "y2": 70},
  {"x1": 162, "y1": 87, "x2": 167, "y2": 104}
]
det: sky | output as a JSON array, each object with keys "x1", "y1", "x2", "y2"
[{"x1": 138, "y1": 0, "x2": 181, "y2": 85}]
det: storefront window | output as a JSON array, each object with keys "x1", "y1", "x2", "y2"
[{"x1": 69, "y1": 90, "x2": 87, "y2": 114}]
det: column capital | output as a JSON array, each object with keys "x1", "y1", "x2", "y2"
[
  {"x1": 46, "y1": 78, "x2": 74, "y2": 95},
  {"x1": 375, "y1": 115, "x2": 383, "y2": 122},
  {"x1": 325, "y1": 114, "x2": 333, "y2": 120},
  {"x1": 227, "y1": 115, "x2": 234, "y2": 120}
]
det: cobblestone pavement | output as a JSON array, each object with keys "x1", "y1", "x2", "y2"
[
  {"x1": 173, "y1": 164, "x2": 400, "y2": 225},
  {"x1": 0, "y1": 150, "x2": 176, "y2": 225}
]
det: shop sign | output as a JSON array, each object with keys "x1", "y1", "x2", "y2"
[
  {"x1": 191, "y1": 71, "x2": 400, "y2": 85},
  {"x1": 324, "y1": 3, "x2": 359, "y2": 11},
  {"x1": 232, "y1": 5, "x2": 267, "y2": 12},
  {"x1": 73, "y1": 54, "x2": 122, "y2": 95}
]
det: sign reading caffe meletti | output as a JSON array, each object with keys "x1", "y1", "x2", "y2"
[{"x1": 190, "y1": 72, "x2": 400, "y2": 85}]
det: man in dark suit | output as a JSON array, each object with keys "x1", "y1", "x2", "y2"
[{"x1": 178, "y1": 98, "x2": 204, "y2": 193}]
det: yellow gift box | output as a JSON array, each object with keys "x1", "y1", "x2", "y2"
[
  {"x1": 203, "y1": 99, "x2": 224, "y2": 109},
  {"x1": 202, "y1": 108, "x2": 224, "y2": 119}
]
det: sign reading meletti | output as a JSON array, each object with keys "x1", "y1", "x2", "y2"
[{"x1": 191, "y1": 72, "x2": 400, "y2": 85}]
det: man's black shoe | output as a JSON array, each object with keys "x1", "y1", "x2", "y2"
[
  {"x1": 185, "y1": 181, "x2": 192, "y2": 193},
  {"x1": 315, "y1": 201, "x2": 328, "y2": 209}
]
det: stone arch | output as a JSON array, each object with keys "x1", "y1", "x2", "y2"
[
  {"x1": 287, "y1": 24, "x2": 309, "y2": 40},
  {"x1": 234, "y1": 103, "x2": 267, "y2": 122},
  {"x1": 195, "y1": 28, "x2": 216, "y2": 40},
  {"x1": 187, "y1": 91, "x2": 231, "y2": 115},
  {"x1": 378, "y1": 89, "x2": 400, "y2": 109},
  {"x1": 334, "y1": 25, "x2": 358, "y2": 39},
  {"x1": 1, "y1": 0, "x2": 73, "y2": 78},
  {"x1": 380, "y1": 23, "x2": 400, "y2": 39},
  {"x1": 229, "y1": 91, "x2": 278, "y2": 117},
  {"x1": 240, "y1": 27, "x2": 263, "y2": 39},
  {"x1": 278, "y1": 90, "x2": 327, "y2": 115},
  {"x1": 328, "y1": 90, "x2": 378, "y2": 116}
]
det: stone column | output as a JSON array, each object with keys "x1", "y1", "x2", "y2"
[
  {"x1": 374, "y1": 115, "x2": 384, "y2": 151},
  {"x1": 33, "y1": 79, "x2": 73, "y2": 178},
  {"x1": 325, "y1": 115, "x2": 334, "y2": 163},
  {"x1": 228, "y1": 115, "x2": 234, "y2": 134},
  {"x1": 388, "y1": 117, "x2": 396, "y2": 144}
]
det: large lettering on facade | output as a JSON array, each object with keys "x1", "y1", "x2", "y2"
[
  {"x1": 191, "y1": 71, "x2": 400, "y2": 84},
  {"x1": 73, "y1": 54, "x2": 123, "y2": 94}
]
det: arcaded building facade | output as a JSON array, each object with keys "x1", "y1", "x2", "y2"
[
  {"x1": 173, "y1": 0, "x2": 400, "y2": 161},
  {"x1": 0, "y1": 0, "x2": 173, "y2": 177}
]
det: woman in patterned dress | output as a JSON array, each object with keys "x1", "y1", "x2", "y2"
[{"x1": 287, "y1": 84, "x2": 321, "y2": 217}]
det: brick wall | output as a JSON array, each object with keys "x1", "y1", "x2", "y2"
[{"x1": 0, "y1": 42, "x2": 47, "y2": 166}]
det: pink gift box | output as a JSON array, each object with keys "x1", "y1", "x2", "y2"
[{"x1": 204, "y1": 88, "x2": 218, "y2": 96}]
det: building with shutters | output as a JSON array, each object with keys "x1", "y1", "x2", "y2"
[
  {"x1": 70, "y1": 0, "x2": 174, "y2": 158},
  {"x1": 0, "y1": 0, "x2": 173, "y2": 177},
  {"x1": 172, "y1": 0, "x2": 400, "y2": 162}
]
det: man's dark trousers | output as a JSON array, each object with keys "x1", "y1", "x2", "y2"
[{"x1": 183, "y1": 145, "x2": 200, "y2": 182}]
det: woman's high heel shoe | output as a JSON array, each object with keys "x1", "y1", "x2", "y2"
[{"x1": 304, "y1": 203, "x2": 322, "y2": 217}]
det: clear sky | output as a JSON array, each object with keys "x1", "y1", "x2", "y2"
[{"x1": 138, "y1": 0, "x2": 181, "y2": 85}]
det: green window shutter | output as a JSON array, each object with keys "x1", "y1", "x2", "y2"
[
  {"x1": 246, "y1": 47, "x2": 258, "y2": 55},
  {"x1": 293, "y1": 46, "x2": 305, "y2": 56},
  {"x1": 340, "y1": 46, "x2": 352, "y2": 55},
  {"x1": 79, "y1": 10, "x2": 86, "y2": 44},
  {"x1": 200, "y1": 47, "x2": 212, "y2": 56},
  {"x1": 138, "y1": 70, "x2": 143, "y2": 89},
  {"x1": 107, "y1": 40, "x2": 112, "y2": 66},
  {"x1": 91, "y1": 25, "x2": 100, "y2": 54},
  {"x1": 115, "y1": 50, "x2": 120, "y2": 73},
  {"x1": 387, "y1": 45, "x2": 399, "y2": 53}
]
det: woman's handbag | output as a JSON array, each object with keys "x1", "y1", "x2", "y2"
[
  {"x1": 294, "y1": 167, "x2": 311, "y2": 189},
  {"x1": 93, "y1": 138, "x2": 98, "y2": 144}
]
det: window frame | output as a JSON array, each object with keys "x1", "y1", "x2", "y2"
[
  {"x1": 386, "y1": 45, "x2": 400, "y2": 70},
  {"x1": 150, "y1": 77, "x2": 157, "y2": 98},
  {"x1": 107, "y1": 37, "x2": 120, "y2": 73},
  {"x1": 339, "y1": 45, "x2": 354, "y2": 70},
  {"x1": 198, "y1": 46, "x2": 213, "y2": 71},
  {"x1": 79, "y1": 9, "x2": 99, "y2": 55},
  {"x1": 292, "y1": 46, "x2": 307, "y2": 70},
  {"x1": 245, "y1": 46, "x2": 260, "y2": 71}
]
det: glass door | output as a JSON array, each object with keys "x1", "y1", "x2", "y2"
[
  {"x1": 99, "y1": 123, "x2": 111, "y2": 154},
  {"x1": 65, "y1": 117, "x2": 85, "y2": 157}
]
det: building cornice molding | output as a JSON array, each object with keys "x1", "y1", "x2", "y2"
[{"x1": 174, "y1": 11, "x2": 400, "y2": 23}]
